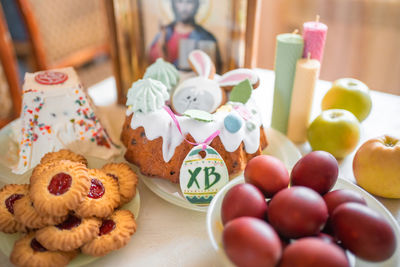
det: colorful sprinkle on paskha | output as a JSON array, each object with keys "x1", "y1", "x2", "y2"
[{"x1": 23, "y1": 89, "x2": 38, "y2": 94}]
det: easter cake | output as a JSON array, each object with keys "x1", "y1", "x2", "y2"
[{"x1": 121, "y1": 50, "x2": 268, "y2": 183}]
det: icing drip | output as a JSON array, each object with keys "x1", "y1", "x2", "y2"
[
  {"x1": 129, "y1": 109, "x2": 183, "y2": 162},
  {"x1": 128, "y1": 96, "x2": 263, "y2": 163},
  {"x1": 126, "y1": 78, "x2": 169, "y2": 114},
  {"x1": 144, "y1": 58, "x2": 179, "y2": 92}
]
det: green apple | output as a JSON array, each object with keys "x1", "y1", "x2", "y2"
[
  {"x1": 322, "y1": 78, "x2": 372, "y2": 122},
  {"x1": 307, "y1": 109, "x2": 360, "y2": 159},
  {"x1": 353, "y1": 136, "x2": 400, "y2": 198}
]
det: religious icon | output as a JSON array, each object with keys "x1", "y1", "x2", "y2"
[{"x1": 106, "y1": 0, "x2": 254, "y2": 104}]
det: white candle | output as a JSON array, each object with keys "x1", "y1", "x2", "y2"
[{"x1": 287, "y1": 56, "x2": 320, "y2": 143}]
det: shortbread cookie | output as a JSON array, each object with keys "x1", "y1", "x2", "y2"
[
  {"x1": 36, "y1": 214, "x2": 101, "y2": 251},
  {"x1": 81, "y1": 210, "x2": 137, "y2": 257},
  {"x1": 102, "y1": 163, "x2": 138, "y2": 205},
  {"x1": 14, "y1": 195, "x2": 67, "y2": 229},
  {"x1": 75, "y1": 169, "x2": 120, "y2": 218},
  {"x1": 40, "y1": 149, "x2": 88, "y2": 166},
  {"x1": 30, "y1": 160, "x2": 91, "y2": 216},
  {"x1": 10, "y1": 232, "x2": 78, "y2": 267},
  {"x1": 0, "y1": 184, "x2": 29, "y2": 233}
]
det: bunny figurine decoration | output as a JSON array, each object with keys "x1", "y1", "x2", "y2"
[{"x1": 171, "y1": 50, "x2": 260, "y2": 115}]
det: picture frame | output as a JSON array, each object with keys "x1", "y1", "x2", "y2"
[{"x1": 105, "y1": 0, "x2": 261, "y2": 104}]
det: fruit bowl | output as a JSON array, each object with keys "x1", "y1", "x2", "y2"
[{"x1": 206, "y1": 176, "x2": 400, "y2": 267}]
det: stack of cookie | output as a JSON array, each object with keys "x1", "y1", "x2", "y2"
[{"x1": 0, "y1": 149, "x2": 138, "y2": 267}]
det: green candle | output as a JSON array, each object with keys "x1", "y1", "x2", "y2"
[{"x1": 271, "y1": 33, "x2": 304, "y2": 134}]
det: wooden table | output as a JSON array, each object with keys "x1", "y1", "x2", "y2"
[{"x1": 1, "y1": 69, "x2": 399, "y2": 266}]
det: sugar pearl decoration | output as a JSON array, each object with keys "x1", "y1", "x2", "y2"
[
  {"x1": 224, "y1": 113, "x2": 242, "y2": 133},
  {"x1": 246, "y1": 121, "x2": 256, "y2": 132}
]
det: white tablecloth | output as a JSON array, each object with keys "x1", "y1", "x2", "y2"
[{"x1": 1, "y1": 69, "x2": 400, "y2": 267}]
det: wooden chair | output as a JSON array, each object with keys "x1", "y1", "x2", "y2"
[
  {"x1": 16, "y1": 0, "x2": 111, "y2": 86},
  {"x1": 0, "y1": 6, "x2": 22, "y2": 129},
  {"x1": 244, "y1": 0, "x2": 262, "y2": 69}
]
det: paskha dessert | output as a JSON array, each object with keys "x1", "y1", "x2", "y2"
[
  {"x1": 0, "y1": 184, "x2": 29, "y2": 233},
  {"x1": 10, "y1": 232, "x2": 78, "y2": 267},
  {"x1": 121, "y1": 50, "x2": 268, "y2": 183},
  {"x1": 12, "y1": 67, "x2": 119, "y2": 174},
  {"x1": 75, "y1": 169, "x2": 120, "y2": 218}
]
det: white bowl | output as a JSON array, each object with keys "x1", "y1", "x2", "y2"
[{"x1": 206, "y1": 176, "x2": 400, "y2": 267}]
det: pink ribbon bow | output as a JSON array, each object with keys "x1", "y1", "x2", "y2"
[{"x1": 163, "y1": 106, "x2": 220, "y2": 150}]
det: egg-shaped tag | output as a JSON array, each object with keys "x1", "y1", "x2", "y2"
[{"x1": 180, "y1": 145, "x2": 229, "y2": 206}]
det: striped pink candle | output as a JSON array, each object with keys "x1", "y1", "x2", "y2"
[{"x1": 302, "y1": 16, "x2": 328, "y2": 62}]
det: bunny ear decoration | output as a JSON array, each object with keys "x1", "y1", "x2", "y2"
[
  {"x1": 218, "y1": 68, "x2": 260, "y2": 91},
  {"x1": 188, "y1": 50, "x2": 216, "y2": 79}
]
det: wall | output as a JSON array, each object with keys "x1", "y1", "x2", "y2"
[{"x1": 256, "y1": 0, "x2": 400, "y2": 95}]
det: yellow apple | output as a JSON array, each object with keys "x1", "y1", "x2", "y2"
[
  {"x1": 307, "y1": 109, "x2": 360, "y2": 159},
  {"x1": 353, "y1": 136, "x2": 400, "y2": 198},
  {"x1": 322, "y1": 78, "x2": 372, "y2": 122}
]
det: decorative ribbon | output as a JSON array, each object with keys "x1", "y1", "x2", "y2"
[{"x1": 163, "y1": 106, "x2": 220, "y2": 150}]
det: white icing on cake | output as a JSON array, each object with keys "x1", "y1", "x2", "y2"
[
  {"x1": 126, "y1": 91, "x2": 263, "y2": 163},
  {"x1": 13, "y1": 67, "x2": 119, "y2": 174}
]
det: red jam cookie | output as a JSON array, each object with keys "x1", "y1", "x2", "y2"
[
  {"x1": 81, "y1": 210, "x2": 137, "y2": 257},
  {"x1": 75, "y1": 169, "x2": 120, "y2": 218},
  {"x1": 14, "y1": 195, "x2": 67, "y2": 229},
  {"x1": 36, "y1": 214, "x2": 101, "y2": 251},
  {"x1": 10, "y1": 232, "x2": 78, "y2": 267},
  {"x1": 0, "y1": 184, "x2": 29, "y2": 233},
  {"x1": 101, "y1": 163, "x2": 138, "y2": 205},
  {"x1": 30, "y1": 160, "x2": 91, "y2": 217},
  {"x1": 40, "y1": 149, "x2": 88, "y2": 166}
]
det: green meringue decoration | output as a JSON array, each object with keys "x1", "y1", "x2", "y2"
[
  {"x1": 126, "y1": 78, "x2": 169, "y2": 114},
  {"x1": 144, "y1": 58, "x2": 179, "y2": 92}
]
